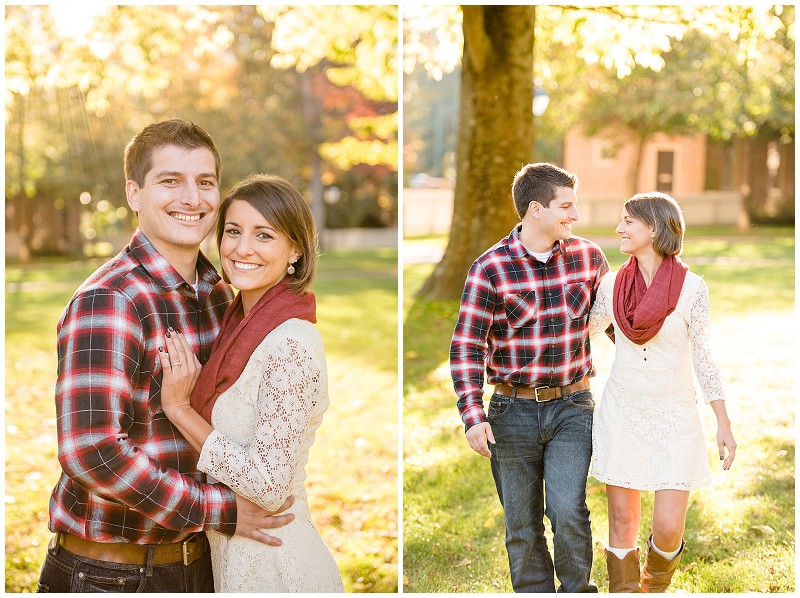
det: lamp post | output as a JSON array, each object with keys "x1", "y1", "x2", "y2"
[{"x1": 533, "y1": 85, "x2": 551, "y2": 117}]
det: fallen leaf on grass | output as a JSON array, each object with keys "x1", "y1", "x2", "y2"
[
  {"x1": 750, "y1": 525, "x2": 776, "y2": 535},
  {"x1": 483, "y1": 516, "x2": 495, "y2": 528},
  {"x1": 455, "y1": 558, "x2": 473, "y2": 567}
]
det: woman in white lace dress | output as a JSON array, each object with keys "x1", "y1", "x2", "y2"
[
  {"x1": 588, "y1": 192, "x2": 736, "y2": 593},
  {"x1": 158, "y1": 174, "x2": 344, "y2": 592}
]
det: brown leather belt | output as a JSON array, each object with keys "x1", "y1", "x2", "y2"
[
  {"x1": 55, "y1": 532, "x2": 206, "y2": 566},
  {"x1": 495, "y1": 377, "x2": 590, "y2": 402}
]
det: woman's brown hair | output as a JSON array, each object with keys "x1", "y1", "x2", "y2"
[{"x1": 624, "y1": 191, "x2": 685, "y2": 257}]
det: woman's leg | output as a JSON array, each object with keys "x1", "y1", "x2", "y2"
[
  {"x1": 605, "y1": 485, "x2": 643, "y2": 593},
  {"x1": 606, "y1": 485, "x2": 642, "y2": 548},
  {"x1": 651, "y1": 489, "x2": 690, "y2": 552},
  {"x1": 641, "y1": 489, "x2": 690, "y2": 592}
]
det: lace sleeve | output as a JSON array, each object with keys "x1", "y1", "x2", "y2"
[
  {"x1": 197, "y1": 335, "x2": 325, "y2": 511},
  {"x1": 688, "y1": 278, "x2": 725, "y2": 404},
  {"x1": 588, "y1": 274, "x2": 613, "y2": 340}
]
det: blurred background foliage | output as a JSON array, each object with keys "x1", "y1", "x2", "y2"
[
  {"x1": 5, "y1": 4, "x2": 398, "y2": 260},
  {"x1": 403, "y1": 4, "x2": 793, "y2": 206},
  {"x1": 403, "y1": 5, "x2": 794, "y2": 300},
  {"x1": 404, "y1": 5, "x2": 794, "y2": 181}
]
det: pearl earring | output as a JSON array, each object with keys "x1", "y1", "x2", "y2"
[{"x1": 287, "y1": 262, "x2": 296, "y2": 275}]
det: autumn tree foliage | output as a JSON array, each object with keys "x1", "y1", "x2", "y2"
[
  {"x1": 405, "y1": 5, "x2": 794, "y2": 299},
  {"x1": 5, "y1": 5, "x2": 398, "y2": 259}
]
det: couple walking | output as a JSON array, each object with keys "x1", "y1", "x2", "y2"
[
  {"x1": 37, "y1": 119, "x2": 344, "y2": 592},
  {"x1": 451, "y1": 162, "x2": 737, "y2": 592}
]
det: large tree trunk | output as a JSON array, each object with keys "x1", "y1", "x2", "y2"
[{"x1": 418, "y1": 6, "x2": 535, "y2": 300}]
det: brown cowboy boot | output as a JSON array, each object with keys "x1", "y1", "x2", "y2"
[
  {"x1": 605, "y1": 547, "x2": 641, "y2": 592},
  {"x1": 640, "y1": 535, "x2": 685, "y2": 593}
]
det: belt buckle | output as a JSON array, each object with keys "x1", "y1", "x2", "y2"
[
  {"x1": 534, "y1": 386, "x2": 550, "y2": 402},
  {"x1": 182, "y1": 536, "x2": 194, "y2": 566}
]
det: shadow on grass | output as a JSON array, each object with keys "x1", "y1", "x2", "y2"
[
  {"x1": 403, "y1": 228, "x2": 795, "y2": 593},
  {"x1": 663, "y1": 435, "x2": 795, "y2": 592},
  {"x1": 403, "y1": 296, "x2": 460, "y2": 394},
  {"x1": 737, "y1": 438, "x2": 795, "y2": 502},
  {"x1": 404, "y1": 411, "x2": 510, "y2": 592},
  {"x1": 6, "y1": 250, "x2": 400, "y2": 594}
]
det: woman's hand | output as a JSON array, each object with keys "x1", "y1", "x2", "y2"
[
  {"x1": 158, "y1": 329, "x2": 201, "y2": 418},
  {"x1": 710, "y1": 400, "x2": 736, "y2": 470},
  {"x1": 717, "y1": 423, "x2": 737, "y2": 470}
]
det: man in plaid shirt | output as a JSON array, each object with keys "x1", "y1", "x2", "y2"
[
  {"x1": 451, "y1": 163, "x2": 609, "y2": 592},
  {"x1": 38, "y1": 120, "x2": 293, "y2": 593}
]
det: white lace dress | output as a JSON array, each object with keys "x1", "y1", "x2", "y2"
[
  {"x1": 197, "y1": 319, "x2": 344, "y2": 593},
  {"x1": 588, "y1": 271, "x2": 724, "y2": 491}
]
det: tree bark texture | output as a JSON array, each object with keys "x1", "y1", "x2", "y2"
[{"x1": 419, "y1": 5, "x2": 535, "y2": 300}]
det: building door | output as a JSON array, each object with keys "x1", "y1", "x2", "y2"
[{"x1": 656, "y1": 151, "x2": 674, "y2": 193}]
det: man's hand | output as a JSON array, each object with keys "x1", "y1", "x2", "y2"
[
  {"x1": 234, "y1": 495, "x2": 295, "y2": 546},
  {"x1": 465, "y1": 421, "x2": 495, "y2": 458}
]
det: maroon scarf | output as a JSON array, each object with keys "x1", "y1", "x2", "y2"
[
  {"x1": 190, "y1": 277, "x2": 316, "y2": 423},
  {"x1": 613, "y1": 255, "x2": 688, "y2": 345}
]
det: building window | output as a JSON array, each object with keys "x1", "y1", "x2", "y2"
[{"x1": 656, "y1": 151, "x2": 674, "y2": 193}]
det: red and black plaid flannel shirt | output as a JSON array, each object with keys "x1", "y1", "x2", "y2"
[
  {"x1": 48, "y1": 229, "x2": 237, "y2": 543},
  {"x1": 451, "y1": 226, "x2": 609, "y2": 431}
]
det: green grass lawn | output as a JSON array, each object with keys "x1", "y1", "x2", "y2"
[
  {"x1": 403, "y1": 226, "x2": 795, "y2": 593},
  {"x1": 5, "y1": 248, "x2": 399, "y2": 593}
]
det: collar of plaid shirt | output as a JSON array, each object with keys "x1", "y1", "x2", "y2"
[
  {"x1": 127, "y1": 228, "x2": 224, "y2": 293},
  {"x1": 508, "y1": 224, "x2": 567, "y2": 261}
]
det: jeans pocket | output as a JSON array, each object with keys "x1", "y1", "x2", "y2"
[
  {"x1": 487, "y1": 394, "x2": 512, "y2": 422},
  {"x1": 72, "y1": 563, "x2": 145, "y2": 593},
  {"x1": 565, "y1": 390, "x2": 595, "y2": 410}
]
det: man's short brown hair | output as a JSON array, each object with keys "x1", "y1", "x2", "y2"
[
  {"x1": 124, "y1": 119, "x2": 221, "y2": 187},
  {"x1": 511, "y1": 162, "x2": 579, "y2": 219}
]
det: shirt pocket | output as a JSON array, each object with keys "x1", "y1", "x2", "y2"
[
  {"x1": 564, "y1": 281, "x2": 591, "y2": 320},
  {"x1": 503, "y1": 290, "x2": 538, "y2": 329}
]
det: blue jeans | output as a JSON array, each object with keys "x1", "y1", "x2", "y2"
[
  {"x1": 36, "y1": 534, "x2": 214, "y2": 593},
  {"x1": 488, "y1": 389, "x2": 597, "y2": 593}
]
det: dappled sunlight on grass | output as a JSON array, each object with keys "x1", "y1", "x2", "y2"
[
  {"x1": 5, "y1": 249, "x2": 398, "y2": 593},
  {"x1": 403, "y1": 226, "x2": 794, "y2": 593},
  {"x1": 309, "y1": 353, "x2": 398, "y2": 592}
]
